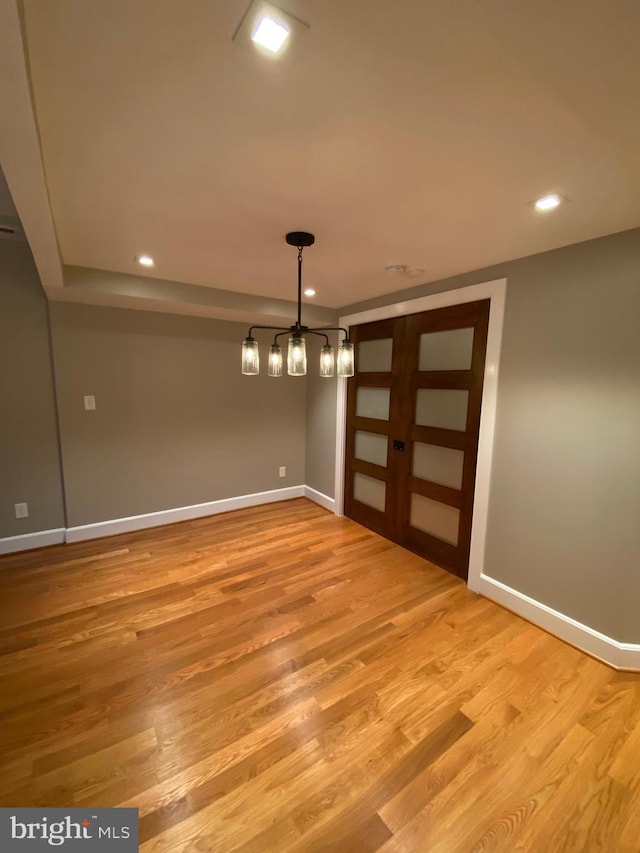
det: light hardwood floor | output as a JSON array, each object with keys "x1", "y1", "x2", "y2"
[{"x1": 0, "y1": 499, "x2": 638, "y2": 851}]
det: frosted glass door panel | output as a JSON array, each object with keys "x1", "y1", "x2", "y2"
[
  {"x1": 410, "y1": 494, "x2": 460, "y2": 545},
  {"x1": 413, "y1": 443, "x2": 464, "y2": 489},
  {"x1": 353, "y1": 473, "x2": 386, "y2": 512},
  {"x1": 356, "y1": 387, "x2": 391, "y2": 420},
  {"x1": 418, "y1": 328, "x2": 474, "y2": 371},
  {"x1": 354, "y1": 431, "x2": 388, "y2": 467},
  {"x1": 415, "y1": 389, "x2": 468, "y2": 431},
  {"x1": 358, "y1": 338, "x2": 393, "y2": 372}
]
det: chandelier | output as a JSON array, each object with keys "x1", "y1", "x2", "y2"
[{"x1": 241, "y1": 232, "x2": 354, "y2": 378}]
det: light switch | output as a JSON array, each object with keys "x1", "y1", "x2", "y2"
[
  {"x1": 14, "y1": 502, "x2": 28, "y2": 519},
  {"x1": 84, "y1": 395, "x2": 96, "y2": 411}
]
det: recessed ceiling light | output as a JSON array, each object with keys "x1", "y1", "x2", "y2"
[
  {"x1": 252, "y1": 16, "x2": 289, "y2": 53},
  {"x1": 232, "y1": 1, "x2": 309, "y2": 58},
  {"x1": 304, "y1": 287, "x2": 316, "y2": 297},
  {"x1": 136, "y1": 254, "x2": 154, "y2": 267},
  {"x1": 534, "y1": 193, "x2": 563, "y2": 212}
]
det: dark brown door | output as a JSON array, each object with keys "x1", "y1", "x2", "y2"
[{"x1": 344, "y1": 300, "x2": 490, "y2": 579}]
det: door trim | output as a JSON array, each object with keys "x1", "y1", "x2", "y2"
[{"x1": 334, "y1": 277, "x2": 507, "y2": 595}]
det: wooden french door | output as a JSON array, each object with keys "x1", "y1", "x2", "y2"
[{"x1": 344, "y1": 299, "x2": 490, "y2": 579}]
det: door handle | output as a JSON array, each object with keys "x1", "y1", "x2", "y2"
[{"x1": 393, "y1": 440, "x2": 405, "y2": 451}]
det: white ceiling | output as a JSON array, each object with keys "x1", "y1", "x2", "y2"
[{"x1": 3, "y1": 0, "x2": 640, "y2": 312}]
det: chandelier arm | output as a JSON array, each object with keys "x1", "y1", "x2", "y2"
[
  {"x1": 302, "y1": 329, "x2": 330, "y2": 345},
  {"x1": 304, "y1": 326, "x2": 351, "y2": 340},
  {"x1": 248, "y1": 324, "x2": 291, "y2": 337}
]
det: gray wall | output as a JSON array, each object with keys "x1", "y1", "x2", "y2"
[
  {"x1": 338, "y1": 228, "x2": 640, "y2": 644},
  {"x1": 49, "y1": 303, "x2": 307, "y2": 527},
  {"x1": 0, "y1": 240, "x2": 65, "y2": 537}
]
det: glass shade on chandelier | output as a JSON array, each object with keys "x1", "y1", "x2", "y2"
[
  {"x1": 241, "y1": 337, "x2": 259, "y2": 375},
  {"x1": 268, "y1": 344, "x2": 283, "y2": 377},
  {"x1": 241, "y1": 231, "x2": 355, "y2": 379},
  {"x1": 287, "y1": 334, "x2": 307, "y2": 376},
  {"x1": 320, "y1": 344, "x2": 334, "y2": 378},
  {"x1": 337, "y1": 340, "x2": 355, "y2": 377}
]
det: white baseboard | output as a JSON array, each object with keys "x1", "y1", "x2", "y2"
[
  {"x1": 474, "y1": 573, "x2": 640, "y2": 671},
  {"x1": 0, "y1": 486, "x2": 334, "y2": 554},
  {"x1": 0, "y1": 528, "x2": 66, "y2": 555},
  {"x1": 65, "y1": 486, "x2": 306, "y2": 543},
  {"x1": 304, "y1": 486, "x2": 336, "y2": 512}
]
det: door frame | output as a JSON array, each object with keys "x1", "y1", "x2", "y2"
[{"x1": 334, "y1": 277, "x2": 507, "y2": 593}]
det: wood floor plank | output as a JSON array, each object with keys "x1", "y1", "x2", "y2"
[{"x1": 0, "y1": 497, "x2": 637, "y2": 851}]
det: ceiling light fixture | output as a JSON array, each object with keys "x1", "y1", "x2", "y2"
[
  {"x1": 304, "y1": 287, "x2": 316, "y2": 297},
  {"x1": 136, "y1": 254, "x2": 155, "y2": 267},
  {"x1": 232, "y1": 1, "x2": 308, "y2": 58},
  {"x1": 242, "y1": 232, "x2": 354, "y2": 378},
  {"x1": 534, "y1": 193, "x2": 562, "y2": 212},
  {"x1": 251, "y1": 16, "x2": 289, "y2": 52}
]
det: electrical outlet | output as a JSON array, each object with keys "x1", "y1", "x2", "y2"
[
  {"x1": 279, "y1": 466, "x2": 286, "y2": 478},
  {"x1": 83, "y1": 395, "x2": 96, "y2": 411},
  {"x1": 14, "y1": 502, "x2": 28, "y2": 519}
]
